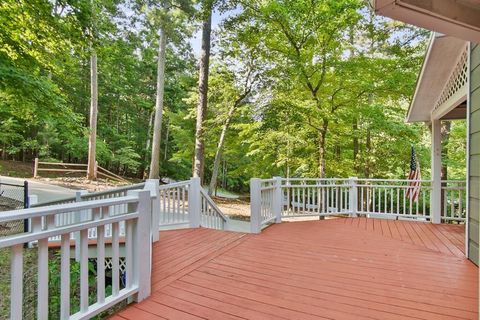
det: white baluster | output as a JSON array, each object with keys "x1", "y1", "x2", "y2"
[{"x1": 60, "y1": 233, "x2": 70, "y2": 320}]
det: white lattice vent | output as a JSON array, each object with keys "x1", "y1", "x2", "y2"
[
  {"x1": 94, "y1": 257, "x2": 127, "y2": 273},
  {"x1": 434, "y1": 46, "x2": 468, "y2": 110}
]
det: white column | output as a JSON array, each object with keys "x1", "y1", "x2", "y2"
[
  {"x1": 127, "y1": 190, "x2": 152, "y2": 302},
  {"x1": 188, "y1": 177, "x2": 201, "y2": 228},
  {"x1": 273, "y1": 177, "x2": 282, "y2": 223},
  {"x1": 145, "y1": 179, "x2": 160, "y2": 242},
  {"x1": 431, "y1": 119, "x2": 442, "y2": 224},
  {"x1": 250, "y1": 178, "x2": 262, "y2": 233},
  {"x1": 349, "y1": 177, "x2": 358, "y2": 217}
]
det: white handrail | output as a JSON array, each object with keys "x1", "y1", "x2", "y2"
[
  {"x1": 1, "y1": 196, "x2": 139, "y2": 221},
  {"x1": 251, "y1": 177, "x2": 467, "y2": 227},
  {"x1": 1, "y1": 190, "x2": 152, "y2": 320},
  {"x1": 0, "y1": 178, "x2": 231, "y2": 319},
  {"x1": 200, "y1": 189, "x2": 228, "y2": 230}
]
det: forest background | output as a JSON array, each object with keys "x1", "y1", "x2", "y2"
[{"x1": 0, "y1": 0, "x2": 466, "y2": 193}]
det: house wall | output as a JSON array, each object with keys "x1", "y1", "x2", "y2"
[{"x1": 468, "y1": 43, "x2": 480, "y2": 265}]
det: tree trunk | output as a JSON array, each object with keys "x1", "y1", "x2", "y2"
[
  {"x1": 441, "y1": 121, "x2": 451, "y2": 180},
  {"x1": 87, "y1": 52, "x2": 98, "y2": 180},
  {"x1": 193, "y1": 1, "x2": 213, "y2": 184},
  {"x1": 440, "y1": 121, "x2": 451, "y2": 218},
  {"x1": 148, "y1": 25, "x2": 167, "y2": 179},
  {"x1": 318, "y1": 119, "x2": 328, "y2": 178},
  {"x1": 208, "y1": 103, "x2": 237, "y2": 195},
  {"x1": 353, "y1": 118, "x2": 359, "y2": 171},
  {"x1": 164, "y1": 120, "x2": 169, "y2": 161},
  {"x1": 334, "y1": 144, "x2": 341, "y2": 160},
  {"x1": 364, "y1": 93, "x2": 374, "y2": 179},
  {"x1": 365, "y1": 128, "x2": 371, "y2": 179},
  {"x1": 143, "y1": 110, "x2": 154, "y2": 179}
]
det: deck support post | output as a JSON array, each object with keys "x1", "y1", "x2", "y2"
[
  {"x1": 431, "y1": 119, "x2": 442, "y2": 224},
  {"x1": 349, "y1": 177, "x2": 358, "y2": 217},
  {"x1": 189, "y1": 177, "x2": 201, "y2": 228},
  {"x1": 145, "y1": 179, "x2": 160, "y2": 242},
  {"x1": 127, "y1": 190, "x2": 152, "y2": 302},
  {"x1": 273, "y1": 177, "x2": 282, "y2": 223},
  {"x1": 250, "y1": 178, "x2": 262, "y2": 233}
]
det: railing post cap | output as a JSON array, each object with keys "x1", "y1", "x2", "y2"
[
  {"x1": 144, "y1": 179, "x2": 159, "y2": 197},
  {"x1": 127, "y1": 189, "x2": 149, "y2": 196}
]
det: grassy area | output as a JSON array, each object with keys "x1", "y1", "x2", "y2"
[{"x1": 0, "y1": 160, "x2": 34, "y2": 178}]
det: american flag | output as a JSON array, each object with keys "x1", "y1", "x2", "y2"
[{"x1": 406, "y1": 146, "x2": 421, "y2": 202}]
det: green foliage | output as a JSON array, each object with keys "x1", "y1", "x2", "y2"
[{"x1": 0, "y1": 0, "x2": 466, "y2": 189}]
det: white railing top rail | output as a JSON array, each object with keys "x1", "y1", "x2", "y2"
[
  {"x1": 0, "y1": 196, "x2": 139, "y2": 223},
  {"x1": 0, "y1": 202, "x2": 139, "y2": 248},
  {"x1": 357, "y1": 178, "x2": 432, "y2": 183},
  {"x1": 30, "y1": 182, "x2": 147, "y2": 208},
  {"x1": 282, "y1": 183, "x2": 351, "y2": 188},
  {"x1": 281, "y1": 178, "x2": 350, "y2": 181},
  {"x1": 158, "y1": 180, "x2": 190, "y2": 190},
  {"x1": 199, "y1": 189, "x2": 228, "y2": 223},
  {"x1": 82, "y1": 183, "x2": 145, "y2": 199},
  {"x1": 30, "y1": 195, "x2": 77, "y2": 207},
  {"x1": 281, "y1": 177, "x2": 465, "y2": 183}
]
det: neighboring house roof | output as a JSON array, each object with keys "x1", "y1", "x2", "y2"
[{"x1": 407, "y1": 33, "x2": 468, "y2": 122}]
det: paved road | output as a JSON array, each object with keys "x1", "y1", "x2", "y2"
[{"x1": 0, "y1": 176, "x2": 76, "y2": 205}]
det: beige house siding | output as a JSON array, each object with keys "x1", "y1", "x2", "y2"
[{"x1": 469, "y1": 43, "x2": 480, "y2": 265}]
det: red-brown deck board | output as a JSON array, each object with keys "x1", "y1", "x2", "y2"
[{"x1": 115, "y1": 218, "x2": 478, "y2": 320}]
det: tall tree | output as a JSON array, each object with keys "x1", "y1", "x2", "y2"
[
  {"x1": 87, "y1": 0, "x2": 98, "y2": 180},
  {"x1": 87, "y1": 50, "x2": 98, "y2": 179},
  {"x1": 148, "y1": 0, "x2": 195, "y2": 179},
  {"x1": 207, "y1": 65, "x2": 256, "y2": 195},
  {"x1": 193, "y1": 0, "x2": 214, "y2": 183},
  {"x1": 149, "y1": 6, "x2": 167, "y2": 179}
]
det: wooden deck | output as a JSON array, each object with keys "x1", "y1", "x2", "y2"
[{"x1": 113, "y1": 218, "x2": 478, "y2": 320}]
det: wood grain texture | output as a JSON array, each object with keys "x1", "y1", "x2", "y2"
[{"x1": 115, "y1": 218, "x2": 477, "y2": 320}]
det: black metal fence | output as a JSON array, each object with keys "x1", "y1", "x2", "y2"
[{"x1": 0, "y1": 180, "x2": 28, "y2": 236}]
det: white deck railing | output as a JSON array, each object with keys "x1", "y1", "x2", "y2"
[
  {"x1": 154, "y1": 178, "x2": 228, "y2": 231},
  {"x1": 250, "y1": 177, "x2": 466, "y2": 232},
  {"x1": 200, "y1": 189, "x2": 228, "y2": 230},
  {"x1": 30, "y1": 178, "x2": 228, "y2": 243},
  {"x1": 282, "y1": 178, "x2": 352, "y2": 217},
  {"x1": 0, "y1": 178, "x2": 229, "y2": 319},
  {"x1": 0, "y1": 190, "x2": 152, "y2": 320},
  {"x1": 441, "y1": 180, "x2": 466, "y2": 222},
  {"x1": 157, "y1": 180, "x2": 191, "y2": 227},
  {"x1": 356, "y1": 179, "x2": 432, "y2": 219}
]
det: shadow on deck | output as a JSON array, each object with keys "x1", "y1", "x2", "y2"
[{"x1": 113, "y1": 218, "x2": 477, "y2": 320}]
